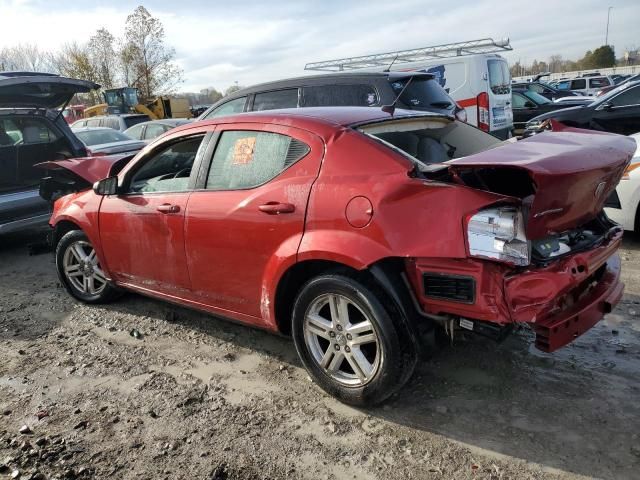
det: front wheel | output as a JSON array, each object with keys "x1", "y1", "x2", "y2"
[
  {"x1": 292, "y1": 274, "x2": 417, "y2": 406},
  {"x1": 56, "y1": 230, "x2": 119, "y2": 303}
]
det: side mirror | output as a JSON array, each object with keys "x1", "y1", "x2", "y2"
[
  {"x1": 93, "y1": 176, "x2": 118, "y2": 196},
  {"x1": 602, "y1": 102, "x2": 614, "y2": 111},
  {"x1": 524, "y1": 101, "x2": 536, "y2": 109}
]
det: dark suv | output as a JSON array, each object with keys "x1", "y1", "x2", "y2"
[
  {"x1": 199, "y1": 72, "x2": 465, "y2": 121},
  {"x1": 0, "y1": 72, "x2": 99, "y2": 235}
]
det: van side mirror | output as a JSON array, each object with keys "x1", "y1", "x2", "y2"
[{"x1": 93, "y1": 176, "x2": 118, "y2": 196}]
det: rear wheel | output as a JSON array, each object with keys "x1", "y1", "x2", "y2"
[
  {"x1": 56, "y1": 230, "x2": 119, "y2": 303},
  {"x1": 292, "y1": 274, "x2": 417, "y2": 405}
]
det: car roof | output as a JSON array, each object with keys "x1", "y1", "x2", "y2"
[
  {"x1": 72, "y1": 127, "x2": 118, "y2": 132},
  {"x1": 132, "y1": 119, "x2": 190, "y2": 127},
  {"x1": 176, "y1": 106, "x2": 449, "y2": 140},
  {"x1": 216, "y1": 71, "x2": 435, "y2": 99}
]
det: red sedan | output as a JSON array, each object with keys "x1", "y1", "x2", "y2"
[{"x1": 40, "y1": 107, "x2": 636, "y2": 405}]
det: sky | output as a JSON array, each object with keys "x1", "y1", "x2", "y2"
[{"x1": 0, "y1": 0, "x2": 638, "y2": 92}]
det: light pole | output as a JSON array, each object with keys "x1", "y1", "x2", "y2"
[{"x1": 605, "y1": 6, "x2": 613, "y2": 46}]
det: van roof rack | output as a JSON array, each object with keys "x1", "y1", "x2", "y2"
[{"x1": 304, "y1": 38, "x2": 512, "y2": 72}]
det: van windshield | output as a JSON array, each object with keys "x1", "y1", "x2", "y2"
[
  {"x1": 488, "y1": 60, "x2": 511, "y2": 95},
  {"x1": 389, "y1": 78, "x2": 455, "y2": 112}
]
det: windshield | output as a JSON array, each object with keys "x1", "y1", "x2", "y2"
[
  {"x1": 76, "y1": 129, "x2": 131, "y2": 146},
  {"x1": 488, "y1": 59, "x2": 511, "y2": 95},
  {"x1": 389, "y1": 78, "x2": 455, "y2": 111},
  {"x1": 523, "y1": 91, "x2": 551, "y2": 105}
]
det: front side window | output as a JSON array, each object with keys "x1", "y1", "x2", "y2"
[
  {"x1": 253, "y1": 89, "x2": 299, "y2": 111},
  {"x1": 511, "y1": 92, "x2": 529, "y2": 108},
  {"x1": 206, "y1": 130, "x2": 309, "y2": 190},
  {"x1": 609, "y1": 85, "x2": 640, "y2": 107},
  {"x1": 86, "y1": 118, "x2": 101, "y2": 127},
  {"x1": 204, "y1": 97, "x2": 247, "y2": 119},
  {"x1": 129, "y1": 136, "x2": 203, "y2": 193},
  {"x1": 303, "y1": 84, "x2": 378, "y2": 107}
]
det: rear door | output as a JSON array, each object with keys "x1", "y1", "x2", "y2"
[
  {"x1": 183, "y1": 123, "x2": 324, "y2": 324},
  {"x1": 486, "y1": 58, "x2": 513, "y2": 134}
]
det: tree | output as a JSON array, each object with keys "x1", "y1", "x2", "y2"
[
  {"x1": 0, "y1": 44, "x2": 54, "y2": 72},
  {"x1": 53, "y1": 43, "x2": 101, "y2": 105},
  {"x1": 122, "y1": 6, "x2": 183, "y2": 98},
  {"x1": 581, "y1": 45, "x2": 615, "y2": 69},
  {"x1": 88, "y1": 28, "x2": 117, "y2": 89},
  {"x1": 224, "y1": 84, "x2": 242, "y2": 96}
]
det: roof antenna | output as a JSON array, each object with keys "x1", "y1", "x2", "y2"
[
  {"x1": 383, "y1": 55, "x2": 399, "y2": 73},
  {"x1": 381, "y1": 76, "x2": 414, "y2": 116}
]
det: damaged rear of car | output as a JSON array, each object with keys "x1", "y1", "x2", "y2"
[{"x1": 352, "y1": 116, "x2": 634, "y2": 352}]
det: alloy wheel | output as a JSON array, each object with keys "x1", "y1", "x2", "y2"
[
  {"x1": 62, "y1": 240, "x2": 107, "y2": 296},
  {"x1": 303, "y1": 293, "x2": 381, "y2": 386}
]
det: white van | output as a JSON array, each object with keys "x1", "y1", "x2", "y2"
[
  {"x1": 555, "y1": 76, "x2": 613, "y2": 96},
  {"x1": 389, "y1": 54, "x2": 514, "y2": 139}
]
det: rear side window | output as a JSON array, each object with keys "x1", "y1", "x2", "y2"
[
  {"x1": 86, "y1": 118, "x2": 101, "y2": 127},
  {"x1": 487, "y1": 60, "x2": 511, "y2": 94},
  {"x1": 144, "y1": 123, "x2": 167, "y2": 140},
  {"x1": 589, "y1": 78, "x2": 610, "y2": 88},
  {"x1": 571, "y1": 79, "x2": 586, "y2": 90},
  {"x1": 253, "y1": 89, "x2": 299, "y2": 111},
  {"x1": 106, "y1": 118, "x2": 120, "y2": 130},
  {"x1": 302, "y1": 84, "x2": 378, "y2": 107},
  {"x1": 125, "y1": 124, "x2": 145, "y2": 140},
  {"x1": 390, "y1": 78, "x2": 454, "y2": 109},
  {"x1": 206, "y1": 130, "x2": 309, "y2": 190},
  {"x1": 124, "y1": 116, "x2": 149, "y2": 128},
  {"x1": 204, "y1": 97, "x2": 247, "y2": 118}
]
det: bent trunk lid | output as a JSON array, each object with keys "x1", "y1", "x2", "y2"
[{"x1": 447, "y1": 130, "x2": 636, "y2": 239}]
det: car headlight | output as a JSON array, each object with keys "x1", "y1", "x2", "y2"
[{"x1": 467, "y1": 207, "x2": 530, "y2": 266}]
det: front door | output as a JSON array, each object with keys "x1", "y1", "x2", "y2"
[
  {"x1": 592, "y1": 85, "x2": 640, "y2": 135},
  {"x1": 184, "y1": 123, "x2": 323, "y2": 324},
  {"x1": 99, "y1": 134, "x2": 207, "y2": 295}
]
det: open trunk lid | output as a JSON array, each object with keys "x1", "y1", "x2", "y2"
[
  {"x1": 0, "y1": 72, "x2": 100, "y2": 110},
  {"x1": 447, "y1": 130, "x2": 636, "y2": 239}
]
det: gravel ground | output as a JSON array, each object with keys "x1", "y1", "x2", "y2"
[{"x1": 0, "y1": 229, "x2": 639, "y2": 480}]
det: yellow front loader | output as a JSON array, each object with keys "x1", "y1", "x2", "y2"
[{"x1": 102, "y1": 87, "x2": 192, "y2": 119}]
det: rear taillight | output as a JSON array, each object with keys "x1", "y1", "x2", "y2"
[
  {"x1": 455, "y1": 105, "x2": 468, "y2": 123},
  {"x1": 477, "y1": 92, "x2": 490, "y2": 132}
]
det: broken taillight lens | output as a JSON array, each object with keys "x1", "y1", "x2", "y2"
[{"x1": 467, "y1": 207, "x2": 530, "y2": 266}]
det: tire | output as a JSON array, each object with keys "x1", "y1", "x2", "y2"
[
  {"x1": 291, "y1": 274, "x2": 417, "y2": 406},
  {"x1": 56, "y1": 230, "x2": 119, "y2": 304}
]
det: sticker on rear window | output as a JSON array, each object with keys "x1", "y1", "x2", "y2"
[{"x1": 233, "y1": 137, "x2": 256, "y2": 165}]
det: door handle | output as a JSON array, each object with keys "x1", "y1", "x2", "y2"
[
  {"x1": 157, "y1": 204, "x2": 180, "y2": 213},
  {"x1": 258, "y1": 202, "x2": 295, "y2": 214}
]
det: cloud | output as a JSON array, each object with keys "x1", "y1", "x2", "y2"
[{"x1": 1, "y1": 0, "x2": 638, "y2": 92}]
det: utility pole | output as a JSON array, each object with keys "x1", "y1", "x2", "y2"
[{"x1": 605, "y1": 6, "x2": 613, "y2": 46}]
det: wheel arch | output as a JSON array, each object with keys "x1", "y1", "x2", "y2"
[{"x1": 273, "y1": 256, "x2": 423, "y2": 358}]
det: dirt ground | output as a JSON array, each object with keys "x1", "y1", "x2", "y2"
[{"x1": 0, "y1": 229, "x2": 639, "y2": 480}]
